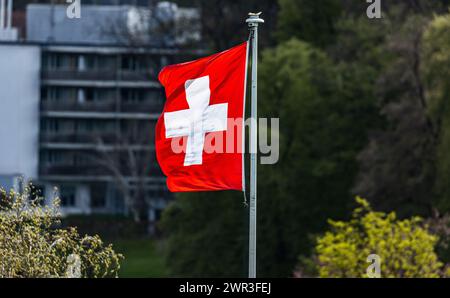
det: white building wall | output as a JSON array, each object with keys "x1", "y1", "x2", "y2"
[{"x1": 0, "y1": 44, "x2": 41, "y2": 181}]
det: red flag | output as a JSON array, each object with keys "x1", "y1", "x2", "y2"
[{"x1": 156, "y1": 42, "x2": 248, "y2": 192}]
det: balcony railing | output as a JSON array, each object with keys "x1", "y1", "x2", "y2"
[
  {"x1": 40, "y1": 132, "x2": 118, "y2": 144},
  {"x1": 41, "y1": 100, "x2": 117, "y2": 112},
  {"x1": 41, "y1": 101, "x2": 163, "y2": 114},
  {"x1": 39, "y1": 164, "x2": 162, "y2": 177},
  {"x1": 120, "y1": 102, "x2": 163, "y2": 113},
  {"x1": 40, "y1": 164, "x2": 111, "y2": 176},
  {"x1": 41, "y1": 69, "x2": 156, "y2": 82},
  {"x1": 42, "y1": 70, "x2": 116, "y2": 81},
  {"x1": 118, "y1": 70, "x2": 156, "y2": 81}
]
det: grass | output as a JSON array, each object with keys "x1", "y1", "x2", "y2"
[{"x1": 112, "y1": 238, "x2": 168, "y2": 278}]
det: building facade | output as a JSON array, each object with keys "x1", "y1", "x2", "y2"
[
  {"x1": 0, "y1": 2, "x2": 202, "y2": 223},
  {"x1": 38, "y1": 44, "x2": 173, "y2": 218},
  {"x1": 0, "y1": 43, "x2": 41, "y2": 191}
]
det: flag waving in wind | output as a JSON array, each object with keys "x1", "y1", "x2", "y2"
[{"x1": 156, "y1": 42, "x2": 248, "y2": 192}]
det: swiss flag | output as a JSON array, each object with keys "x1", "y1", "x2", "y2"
[{"x1": 156, "y1": 42, "x2": 249, "y2": 192}]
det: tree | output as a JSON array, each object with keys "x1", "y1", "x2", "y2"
[
  {"x1": 297, "y1": 197, "x2": 450, "y2": 278},
  {"x1": 276, "y1": 0, "x2": 342, "y2": 48},
  {"x1": 160, "y1": 191, "x2": 247, "y2": 277},
  {"x1": 87, "y1": 130, "x2": 158, "y2": 223},
  {"x1": 0, "y1": 186, "x2": 123, "y2": 278},
  {"x1": 422, "y1": 12, "x2": 450, "y2": 213},
  {"x1": 352, "y1": 14, "x2": 437, "y2": 217},
  {"x1": 258, "y1": 38, "x2": 380, "y2": 276}
]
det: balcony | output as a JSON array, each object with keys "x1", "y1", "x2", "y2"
[
  {"x1": 40, "y1": 132, "x2": 118, "y2": 144},
  {"x1": 120, "y1": 102, "x2": 163, "y2": 113},
  {"x1": 119, "y1": 70, "x2": 156, "y2": 81},
  {"x1": 41, "y1": 100, "x2": 117, "y2": 112},
  {"x1": 39, "y1": 164, "x2": 162, "y2": 177},
  {"x1": 42, "y1": 70, "x2": 116, "y2": 81},
  {"x1": 41, "y1": 70, "x2": 156, "y2": 82},
  {"x1": 40, "y1": 164, "x2": 111, "y2": 176}
]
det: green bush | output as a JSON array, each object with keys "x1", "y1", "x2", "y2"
[
  {"x1": 298, "y1": 197, "x2": 450, "y2": 278},
  {"x1": 0, "y1": 186, "x2": 123, "y2": 278}
]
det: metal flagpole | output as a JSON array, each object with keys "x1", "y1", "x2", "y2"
[{"x1": 246, "y1": 12, "x2": 264, "y2": 279}]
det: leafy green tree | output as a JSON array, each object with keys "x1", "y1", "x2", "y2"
[
  {"x1": 422, "y1": 12, "x2": 450, "y2": 213},
  {"x1": 258, "y1": 38, "x2": 380, "y2": 276},
  {"x1": 276, "y1": 0, "x2": 342, "y2": 48},
  {"x1": 299, "y1": 197, "x2": 449, "y2": 278},
  {"x1": 352, "y1": 14, "x2": 438, "y2": 217},
  {"x1": 160, "y1": 191, "x2": 247, "y2": 277},
  {"x1": 0, "y1": 186, "x2": 123, "y2": 278}
]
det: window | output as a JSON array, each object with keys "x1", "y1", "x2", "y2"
[
  {"x1": 76, "y1": 120, "x2": 93, "y2": 133},
  {"x1": 84, "y1": 55, "x2": 115, "y2": 71},
  {"x1": 143, "y1": 56, "x2": 159, "y2": 75},
  {"x1": 91, "y1": 183, "x2": 106, "y2": 208},
  {"x1": 41, "y1": 119, "x2": 59, "y2": 133},
  {"x1": 74, "y1": 153, "x2": 89, "y2": 166},
  {"x1": 84, "y1": 55, "x2": 98, "y2": 70},
  {"x1": 79, "y1": 88, "x2": 113, "y2": 103},
  {"x1": 42, "y1": 87, "x2": 59, "y2": 101},
  {"x1": 44, "y1": 53, "x2": 78, "y2": 70},
  {"x1": 60, "y1": 185, "x2": 76, "y2": 207},
  {"x1": 121, "y1": 89, "x2": 144, "y2": 103},
  {"x1": 83, "y1": 88, "x2": 99, "y2": 102},
  {"x1": 43, "y1": 53, "x2": 60, "y2": 70},
  {"x1": 121, "y1": 55, "x2": 140, "y2": 71},
  {"x1": 42, "y1": 88, "x2": 78, "y2": 103},
  {"x1": 154, "y1": 209, "x2": 162, "y2": 221},
  {"x1": 98, "y1": 56, "x2": 115, "y2": 71},
  {"x1": 147, "y1": 188, "x2": 166, "y2": 199},
  {"x1": 41, "y1": 150, "x2": 68, "y2": 166}
]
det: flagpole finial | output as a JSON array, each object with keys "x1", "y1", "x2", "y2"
[{"x1": 246, "y1": 12, "x2": 264, "y2": 27}]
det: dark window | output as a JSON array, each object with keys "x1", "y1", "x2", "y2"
[
  {"x1": 60, "y1": 186, "x2": 76, "y2": 207},
  {"x1": 91, "y1": 183, "x2": 106, "y2": 208},
  {"x1": 154, "y1": 209, "x2": 162, "y2": 221},
  {"x1": 121, "y1": 55, "x2": 138, "y2": 71},
  {"x1": 41, "y1": 119, "x2": 59, "y2": 133}
]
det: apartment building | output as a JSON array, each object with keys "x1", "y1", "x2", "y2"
[{"x1": 0, "y1": 2, "x2": 202, "y2": 223}]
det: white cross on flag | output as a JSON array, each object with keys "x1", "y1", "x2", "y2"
[
  {"x1": 164, "y1": 75, "x2": 228, "y2": 166},
  {"x1": 155, "y1": 42, "x2": 248, "y2": 192}
]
